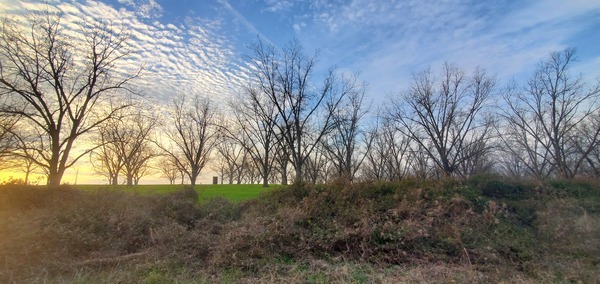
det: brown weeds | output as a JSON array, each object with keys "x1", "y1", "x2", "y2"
[{"x1": 1, "y1": 177, "x2": 598, "y2": 283}]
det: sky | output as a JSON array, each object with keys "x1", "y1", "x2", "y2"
[{"x1": 1, "y1": 0, "x2": 600, "y2": 184}]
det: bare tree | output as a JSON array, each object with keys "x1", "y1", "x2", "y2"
[
  {"x1": 381, "y1": 124, "x2": 415, "y2": 180},
  {"x1": 244, "y1": 158, "x2": 262, "y2": 184},
  {"x1": 361, "y1": 120, "x2": 414, "y2": 181},
  {"x1": 132, "y1": 159, "x2": 154, "y2": 185},
  {"x1": 0, "y1": 114, "x2": 17, "y2": 168},
  {"x1": 210, "y1": 156, "x2": 227, "y2": 185},
  {"x1": 388, "y1": 63, "x2": 495, "y2": 178},
  {"x1": 90, "y1": 106, "x2": 157, "y2": 185},
  {"x1": 0, "y1": 13, "x2": 137, "y2": 187},
  {"x1": 361, "y1": 130, "x2": 387, "y2": 181},
  {"x1": 498, "y1": 102, "x2": 553, "y2": 179},
  {"x1": 213, "y1": 131, "x2": 250, "y2": 184},
  {"x1": 247, "y1": 39, "x2": 357, "y2": 183},
  {"x1": 273, "y1": 143, "x2": 290, "y2": 185},
  {"x1": 500, "y1": 48, "x2": 600, "y2": 179},
  {"x1": 159, "y1": 157, "x2": 180, "y2": 185},
  {"x1": 18, "y1": 156, "x2": 38, "y2": 185},
  {"x1": 576, "y1": 112, "x2": 600, "y2": 177},
  {"x1": 409, "y1": 144, "x2": 433, "y2": 179},
  {"x1": 160, "y1": 94, "x2": 217, "y2": 186},
  {"x1": 495, "y1": 149, "x2": 529, "y2": 179},
  {"x1": 227, "y1": 86, "x2": 279, "y2": 187},
  {"x1": 117, "y1": 109, "x2": 158, "y2": 185},
  {"x1": 303, "y1": 143, "x2": 331, "y2": 184},
  {"x1": 322, "y1": 83, "x2": 371, "y2": 181},
  {"x1": 90, "y1": 122, "x2": 123, "y2": 185}
]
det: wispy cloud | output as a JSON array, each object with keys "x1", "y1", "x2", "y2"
[
  {"x1": 217, "y1": 0, "x2": 274, "y2": 46},
  {"x1": 1, "y1": 0, "x2": 251, "y2": 106},
  {"x1": 2, "y1": 0, "x2": 598, "y2": 106},
  {"x1": 118, "y1": 0, "x2": 163, "y2": 19},
  {"x1": 262, "y1": 0, "x2": 293, "y2": 13},
  {"x1": 291, "y1": 0, "x2": 600, "y2": 99}
]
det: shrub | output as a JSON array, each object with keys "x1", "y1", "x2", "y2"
[
  {"x1": 467, "y1": 174, "x2": 532, "y2": 200},
  {"x1": 0, "y1": 186, "x2": 209, "y2": 281},
  {"x1": 199, "y1": 197, "x2": 242, "y2": 222},
  {"x1": 159, "y1": 187, "x2": 202, "y2": 228},
  {"x1": 3, "y1": 178, "x2": 597, "y2": 282}
]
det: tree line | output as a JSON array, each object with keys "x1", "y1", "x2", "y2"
[{"x1": 1, "y1": 13, "x2": 598, "y2": 188}]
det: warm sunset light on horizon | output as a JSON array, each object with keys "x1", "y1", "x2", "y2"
[{"x1": 0, "y1": 165, "x2": 217, "y2": 185}]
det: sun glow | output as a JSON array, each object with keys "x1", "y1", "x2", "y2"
[{"x1": 0, "y1": 162, "x2": 218, "y2": 186}]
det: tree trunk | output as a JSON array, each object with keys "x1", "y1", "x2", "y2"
[
  {"x1": 262, "y1": 163, "x2": 269, "y2": 187},
  {"x1": 294, "y1": 167, "x2": 303, "y2": 185},
  {"x1": 111, "y1": 174, "x2": 119, "y2": 186},
  {"x1": 281, "y1": 169, "x2": 288, "y2": 185},
  {"x1": 190, "y1": 170, "x2": 198, "y2": 186},
  {"x1": 47, "y1": 171, "x2": 63, "y2": 188}
]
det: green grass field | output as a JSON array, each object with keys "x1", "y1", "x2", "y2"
[{"x1": 74, "y1": 184, "x2": 279, "y2": 202}]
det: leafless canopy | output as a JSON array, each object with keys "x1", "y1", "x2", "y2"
[
  {"x1": 0, "y1": 13, "x2": 138, "y2": 187},
  {"x1": 321, "y1": 84, "x2": 371, "y2": 181},
  {"x1": 226, "y1": 85, "x2": 280, "y2": 187},
  {"x1": 388, "y1": 63, "x2": 495, "y2": 178},
  {"x1": 499, "y1": 48, "x2": 600, "y2": 179},
  {"x1": 160, "y1": 94, "x2": 217, "y2": 186},
  {"x1": 91, "y1": 105, "x2": 158, "y2": 185},
  {"x1": 0, "y1": 114, "x2": 17, "y2": 168},
  {"x1": 246, "y1": 39, "x2": 360, "y2": 183}
]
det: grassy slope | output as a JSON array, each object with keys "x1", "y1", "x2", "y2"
[
  {"x1": 73, "y1": 184, "x2": 277, "y2": 202},
  {"x1": 1, "y1": 177, "x2": 598, "y2": 283}
]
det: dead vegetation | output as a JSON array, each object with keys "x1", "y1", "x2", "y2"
[{"x1": 1, "y1": 177, "x2": 599, "y2": 283}]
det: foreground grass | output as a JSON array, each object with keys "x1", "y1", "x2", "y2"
[
  {"x1": 1, "y1": 177, "x2": 599, "y2": 283},
  {"x1": 71, "y1": 183, "x2": 277, "y2": 202}
]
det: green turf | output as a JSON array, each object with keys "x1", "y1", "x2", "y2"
[
  {"x1": 74, "y1": 184, "x2": 278, "y2": 203},
  {"x1": 194, "y1": 184, "x2": 279, "y2": 202}
]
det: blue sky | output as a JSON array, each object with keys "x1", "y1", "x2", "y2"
[
  {"x1": 1, "y1": 0, "x2": 599, "y2": 184},
  {"x1": 2, "y1": 0, "x2": 600, "y2": 105}
]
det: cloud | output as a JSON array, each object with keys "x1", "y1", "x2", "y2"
[
  {"x1": 293, "y1": 22, "x2": 306, "y2": 32},
  {"x1": 293, "y1": 0, "x2": 600, "y2": 99},
  {"x1": 262, "y1": 0, "x2": 293, "y2": 13},
  {"x1": 3, "y1": 0, "x2": 251, "y2": 107},
  {"x1": 117, "y1": 0, "x2": 164, "y2": 19},
  {"x1": 217, "y1": 0, "x2": 274, "y2": 46}
]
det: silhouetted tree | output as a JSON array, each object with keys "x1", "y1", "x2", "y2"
[
  {"x1": 0, "y1": 13, "x2": 137, "y2": 187},
  {"x1": 160, "y1": 94, "x2": 217, "y2": 186},
  {"x1": 159, "y1": 156, "x2": 180, "y2": 185},
  {"x1": 388, "y1": 63, "x2": 495, "y2": 178},
  {"x1": 118, "y1": 108, "x2": 158, "y2": 185},
  {"x1": 213, "y1": 130, "x2": 250, "y2": 184},
  {"x1": 0, "y1": 114, "x2": 17, "y2": 168},
  {"x1": 322, "y1": 84, "x2": 371, "y2": 181},
  {"x1": 361, "y1": 119, "x2": 414, "y2": 181},
  {"x1": 303, "y1": 143, "x2": 330, "y2": 184},
  {"x1": 90, "y1": 121, "x2": 123, "y2": 185},
  {"x1": 227, "y1": 86, "x2": 279, "y2": 187},
  {"x1": 90, "y1": 105, "x2": 157, "y2": 185},
  {"x1": 247, "y1": 39, "x2": 358, "y2": 183},
  {"x1": 576, "y1": 112, "x2": 600, "y2": 177},
  {"x1": 499, "y1": 48, "x2": 600, "y2": 179}
]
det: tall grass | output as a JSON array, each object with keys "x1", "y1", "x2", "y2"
[{"x1": 1, "y1": 177, "x2": 598, "y2": 283}]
